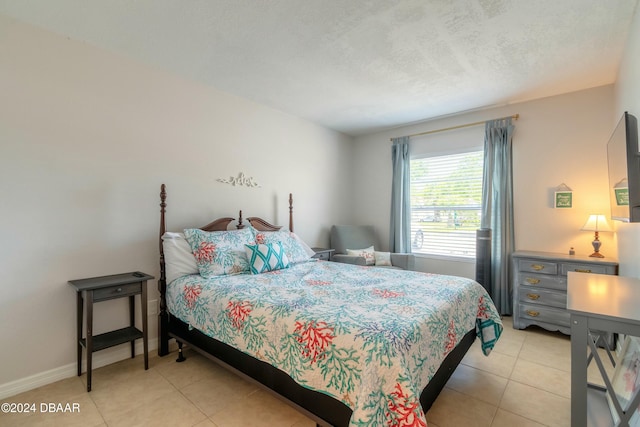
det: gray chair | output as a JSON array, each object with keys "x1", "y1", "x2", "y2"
[{"x1": 330, "y1": 225, "x2": 415, "y2": 270}]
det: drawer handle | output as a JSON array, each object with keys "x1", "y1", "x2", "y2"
[
  {"x1": 527, "y1": 293, "x2": 540, "y2": 300},
  {"x1": 531, "y1": 264, "x2": 545, "y2": 271},
  {"x1": 574, "y1": 269, "x2": 592, "y2": 273},
  {"x1": 526, "y1": 310, "x2": 540, "y2": 317},
  {"x1": 526, "y1": 278, "x2": 540, "y2": 285},
  {"x1": 116, "y1": 288, "x2": 123, "y2": 293}
]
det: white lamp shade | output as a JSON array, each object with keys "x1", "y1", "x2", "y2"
[{"x1": 581, "y1": 214, "x2": 613, "y2": 232}]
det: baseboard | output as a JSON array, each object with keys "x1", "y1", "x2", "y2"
[{"x1": 0, "y1": 338, "x2": 158, "y2": 400}]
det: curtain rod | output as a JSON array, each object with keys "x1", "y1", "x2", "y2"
[{"x1": 390, "y1": 114, "x2": 519, "y2": 141}]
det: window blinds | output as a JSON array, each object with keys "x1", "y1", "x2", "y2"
[{"x1": 410, "y1": 150, "x2": 483, "y2": 258}]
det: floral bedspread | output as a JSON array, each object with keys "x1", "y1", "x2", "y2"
[{"x1": 166, "y1": 260, "x2": 502, "y2": 427}]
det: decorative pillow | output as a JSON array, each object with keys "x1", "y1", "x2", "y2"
[
  {"x1": 346, "y1": 246, "x2": 375, "y2": 266},
  {"x1": 183, "y1": 227, "x2": 254, "y2": 278},
  {"x1": 252, "y1": 228, "x2": 311, "y2": 264},
  {"x1": 374, "y1": 251, "x2": 392, "y2": 266},
  {"x1": 162, "y1": 232, "x2": 199, "y2": 283},
  {"x1": 245, "y1": 243, "x2": 290, "y2": 274}
]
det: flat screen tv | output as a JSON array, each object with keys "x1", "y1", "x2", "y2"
[{"x1": 607, "y1": 111, "x2": 640, "y2": 222}]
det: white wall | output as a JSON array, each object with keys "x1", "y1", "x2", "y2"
[
  {"x1": 613, "y1": 3, "x2": 640, "y2": 278},
  {"x1": 353, "y1": 85, "x2": 617, "y2": 277},
  {"x1": 614, "y1": 2, "x2": 640, "y2": 121},
  {"x1": 0, "y1": 15, "x2": 353, "y2": 392}
]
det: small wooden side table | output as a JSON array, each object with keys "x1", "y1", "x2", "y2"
[{"x1": 69, "y1": 271, "x2": 154, "y2": 391}]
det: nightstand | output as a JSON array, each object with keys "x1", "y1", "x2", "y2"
[
  {"x1": 69, "y1": 271, "x2": 154, "y2": 391},
  {"x1": 311, "y1": 247, "x2": 335, "y2": 261}
]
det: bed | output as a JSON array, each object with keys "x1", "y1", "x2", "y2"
[{"x1": 157, "y1": 184, "x2": 502, "y2": 427}]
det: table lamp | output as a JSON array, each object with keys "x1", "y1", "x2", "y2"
[{"x1": 581, "y1": 214, "x2": 612, "y2": 258}]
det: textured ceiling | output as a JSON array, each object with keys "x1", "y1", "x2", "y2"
[{"x1": 1, "y1": 0, "x2": 638, "y2": 135}]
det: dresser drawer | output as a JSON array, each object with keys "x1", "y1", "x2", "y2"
[
  {"x1": 518, "y1": 259, "x2": 558, "y2": 275},
  {"x1": 519, "y1": 303, "x2": 571, "y2": 328},
  {"x1": 519, "y1": 285, "x2": 567, "y2": 309},
  {"x1": 93, "y1": 282, "x2": 141, "y2": 301},
  {"x1": 560, "y1": 263, "x2": 613, "y2": 276},
  {"x1": 518, "y1": 273, "x2": 566, "y2": 291}
]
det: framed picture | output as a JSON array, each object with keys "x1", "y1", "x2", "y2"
[
  {"x1": 607, "y1": 336, "x2": 640, "y2": 426},
  {"x1": 554, "y1": 191, "x2": 573, "y2": 208},
  {"x1": 616, "y1": 187, "x2": 630, "y2": 206}
]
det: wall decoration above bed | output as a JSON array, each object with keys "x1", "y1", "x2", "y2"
[{"x1": 217, "y1": 172, "x2": 262, "y2": 187}]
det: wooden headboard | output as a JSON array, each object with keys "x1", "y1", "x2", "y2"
[
  {"x1": 246, "y1": 216, "x2": 282, "y2": 231},
  {"x1": 157, "y1": 183, "x2": 294, "y2": 354},
  {"x1": 246, "y1": 193, "x2": 293, "y2": 232}
]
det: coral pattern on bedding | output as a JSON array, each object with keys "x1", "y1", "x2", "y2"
[
  {"x1": 166, "y1": 260, "x2": 502, "y2": 427},
  {"x1": 183, "y1": 227, "x2": 254, "y2": 278}
]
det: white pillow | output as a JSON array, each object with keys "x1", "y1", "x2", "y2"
[
  {"x1": 374, "y1": 251, "x2": 392, "y2": 266},
  {"x1": 162, "y1": 232, "x2": 198, "y2": 284},
  {"x1": 346, "y1": 245, "x2": 375, "y2": 266},
  {"x1": 291, "y1": 232, "x2": 316, "y2": 258}
]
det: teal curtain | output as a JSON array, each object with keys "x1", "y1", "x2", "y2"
[
  {"x1": 481, "y1": 118, "x2": 515, "y2": 315},
  {"x1": 390, "y1": 137, "x2": 411, "y2": 253}
]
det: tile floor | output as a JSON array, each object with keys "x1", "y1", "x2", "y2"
[{"x1": 0, "y1": 317, "x2": 616, "y2": 427}]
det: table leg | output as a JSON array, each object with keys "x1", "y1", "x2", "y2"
[
  {"x1": 76, "y1": 291, "x2": 83, "y2": 377},
  {"x1": 142, "y1": 281, "x2": 148, "y2": 370},
  {"x1": 129, "y1": 294, "x2": 135, "y2": 359},
  {"x1": 570, "y1": 314, "x2": 588, "y2": 427},
  {"x1": 86, "y1": 291, "x2": 93, "y2": 392}
]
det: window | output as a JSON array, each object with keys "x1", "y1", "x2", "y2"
[{"x1": 410, "y1": 150, "x2": 483, "y2": 258}]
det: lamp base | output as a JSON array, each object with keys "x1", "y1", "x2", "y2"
[{"x1": 589, "y1": 234, "x2": 604, "y2": 258}]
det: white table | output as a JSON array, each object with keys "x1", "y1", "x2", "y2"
[{"x1": 567, "y1": 272, "x2": 640, "y2": 427}]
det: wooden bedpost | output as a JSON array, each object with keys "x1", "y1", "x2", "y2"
[
  {"x1": 237, "y1": 210, "x2": 244, "y2": 229},
  {"x1": 289, "y1": 193, "x2": 293, "y2": 232},
  {"x1": 158, "y1": 184, "x2": 169, "y2": 356}
]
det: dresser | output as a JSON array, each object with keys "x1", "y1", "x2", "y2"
[{"x1": 512, "y1": 251, "x2": 618, "y2": 335}]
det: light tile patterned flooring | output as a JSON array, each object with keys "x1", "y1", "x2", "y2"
[{"x1": 0, "y1": 317, "x2": 616, "y2": 427}]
